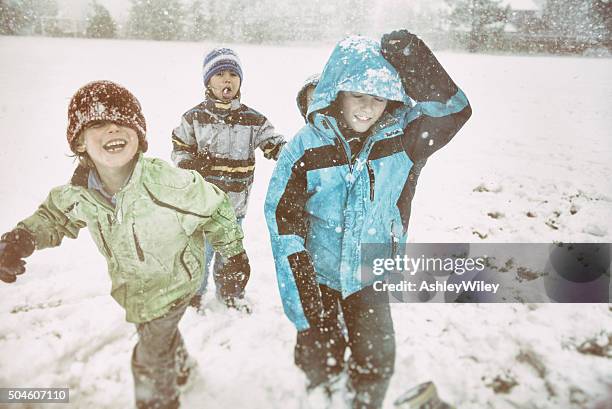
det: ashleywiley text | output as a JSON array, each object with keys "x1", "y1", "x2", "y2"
[{"x1": 373, "y1": 279, "x2": 500, "y2": 294}]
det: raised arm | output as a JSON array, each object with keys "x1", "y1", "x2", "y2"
[{"x1": 381, "y1": 30, "x2": 472, "y2": 162}]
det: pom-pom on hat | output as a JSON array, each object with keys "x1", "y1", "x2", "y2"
[
  {"x1": 67, "y1": 80, "x2": 147, "y2": 153},
  {"x1": 202, "y1": 48, "x2": 243, "y2": 86}
]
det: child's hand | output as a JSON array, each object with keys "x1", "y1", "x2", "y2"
[
  {"x1": 381, "y1": 30, "x2": 421, "y2": 62},
  {"x1": 177, "y1": 148, "x2": 214, "y2": 175},
  {"x1": 218, "y1": 251, "x2": 251, "y2": 299},
  {"x1": 287, "y1": 251, "x2": 325, "y2": 329},
  {"x1": 381, "y1": 30, "x2": 458, "y2": 102},
  {"x1": 0, "y1": 228, "x2": 35, "y2": 283},
  {"x1": 0, "y1": 247, "x2": 26, "y2": 283}
]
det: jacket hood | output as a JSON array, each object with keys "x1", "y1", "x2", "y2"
[{"x1": 306, "y1": 36, "x2": 410, "y2": 123}]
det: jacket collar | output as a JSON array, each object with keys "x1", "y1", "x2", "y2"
[
  {"x1": 70, "y1": 153, "x2": 145, "y2": 193},
  {"x1": 203, "y1": 90, "x2": 242, "y2": 115}
]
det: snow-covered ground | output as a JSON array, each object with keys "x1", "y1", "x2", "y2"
[{"x1": 0, "y1": 36, "x2": 610, "y2": 409}]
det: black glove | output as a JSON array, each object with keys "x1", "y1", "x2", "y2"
[
  {"x1": 287, "y1": 251, "x2": 325, "y2": 328},
  {"x1": 381, "y1": 30, "x2": 458, "y2": 102},
  {"x1": 0, "y1": 228, "x2": 35, "y2": 283},
  {"x1": 216, "y1": 251, "x2": 251, "y2": 302},
  {"x1": 178, "y1": 149, "x2": 214, "y2": 176}
]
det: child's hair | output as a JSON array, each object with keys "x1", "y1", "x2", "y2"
[{"x1": 67, "y1": 80, "x2": 148, "y2": 167}]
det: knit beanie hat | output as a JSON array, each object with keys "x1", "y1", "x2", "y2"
[
  {"x1": 202, "y1": 48, "x2": 243, "y2": 87},
  {"x1": 67, "y1": 80, "x2": 147, "y2": 153}
]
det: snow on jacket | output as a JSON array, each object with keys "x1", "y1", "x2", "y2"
[
  {"x1": 17, "y1": 155, "x2": 244, "y2": 323},
  {"x1": 171, "y1": 95, "x2": 286, "y2": 219},
  {"x1": 264, "y1": 36, "x2": 472, "y2": 331}
]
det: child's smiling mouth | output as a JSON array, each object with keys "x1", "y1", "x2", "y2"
[
  {"x1": 354, "y1": 114, "x2": 372, "y2": 122},
  {"x1": 103, "y1": 138, "x2": 128, "y2": 152}
]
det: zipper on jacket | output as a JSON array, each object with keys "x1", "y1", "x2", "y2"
[
  {"x1": 366, "y1": 161, "x2": 375, "y2": 201},
  {"x1": 323, "y1": 118, "x2": 353, "y2": 172},
  {"x1": 390, "y1": 221, "x2": 398, "y2": 258},
  {"x1": 132, "y1": 222, "x2": 145, "y2": 262},
  {"x1": 107, "y1": 214, "x2": 113, "y2": 231},
  {"x1": 97, "y1": 222, "x2": 112, "y2": 257}
]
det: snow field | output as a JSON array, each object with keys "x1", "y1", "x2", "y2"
[{"x1": 0, "y1": 36, "x2": 610, "y2": 408}]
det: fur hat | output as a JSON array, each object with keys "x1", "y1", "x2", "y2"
[
  {"x1": 202, "y1": 48, "x2": 243, "y2": 86},
  {"x1": 67, "y1": 80, "x2": 147, "y2": 153}
]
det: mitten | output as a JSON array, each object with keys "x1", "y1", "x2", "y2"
[
  {"x1": 0, "y1": 228, "x2": 35, "y2": 283},
  {"x1": 381, "y1": 30, "x2": 458, "y2": 102},
  {"x1": 287, "y1": 251, "x2": 325, "y2": 328},
  {"x1": 178, "y1": 149, "x2": 214, "y2": 176},
  {"x1": 217, "y1": 251, "x2": 251, "y2": 301}
]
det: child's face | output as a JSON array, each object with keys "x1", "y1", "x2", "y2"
[
  {"x1": 208, "y1": 70, "x2": 241, "y2": 102},
  {"x1": 76, "y1": 121, "x2": 139, "y2": 172},
  {"x1": 305, "y1": 86, "x2": 316, "y2": 108},
  {"x1": 339, "y1": 91, "x2": 387, "y2": 133}
]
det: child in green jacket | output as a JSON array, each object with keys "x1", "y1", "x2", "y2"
[{"x1": 0, "y1": 80, "x2": 250, "y2": 409}]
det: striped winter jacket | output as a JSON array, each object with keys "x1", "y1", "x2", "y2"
[
  {"x1": 171, "y1": 96, "x2": 286, "y2": 218},
  {"x1": 264, "y1": 35, "x2": 472, "y2": 331}
]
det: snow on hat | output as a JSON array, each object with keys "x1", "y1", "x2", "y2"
[
  {"x1": 202, "y1": 48, "x2": 243, "y2": 86},
  {"x1": 67, "y1": 80, "x2": 147, "y2": 153}
]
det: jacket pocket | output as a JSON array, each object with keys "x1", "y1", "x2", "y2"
[
  {"x1": 131, "y1": 223, "x2": 145, "y2": 262},
  {"x1": 366, "y1": 161, "x2": 375, "y2": 201},
  {"x1": 180, "y1": 245, "x2": 199, "y2": 281},
  {"x1": 97, "y1": 222, "x2": 112, "y2": 258}
]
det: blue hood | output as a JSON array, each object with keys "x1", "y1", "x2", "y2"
[{"x1": 307, "y1": 35, "x2": 411, "y2": 122}]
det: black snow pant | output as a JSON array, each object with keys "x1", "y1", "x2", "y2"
[
  {"x1": 131, "y1": 300, "x2": 191, "y2": 409},
  {"x1": 294, "y1": 285, "x2": 396, "y2": 409}
]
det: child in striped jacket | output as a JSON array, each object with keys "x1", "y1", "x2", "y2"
[{"x1": 171, "y1": 47, "x2": 285, "y2": 310}]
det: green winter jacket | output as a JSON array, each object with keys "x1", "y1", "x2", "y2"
[{"x1": 18, "y1": 155, "x2": 244, "y2": 323}]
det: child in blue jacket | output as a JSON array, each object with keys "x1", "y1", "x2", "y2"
[{"x1": 265, "y1": 31, "x2": 471, "y2": 409}]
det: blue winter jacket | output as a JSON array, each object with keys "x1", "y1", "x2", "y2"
[{"x1": 265, "y1": 36, "x2": 471, "y2": 331}]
